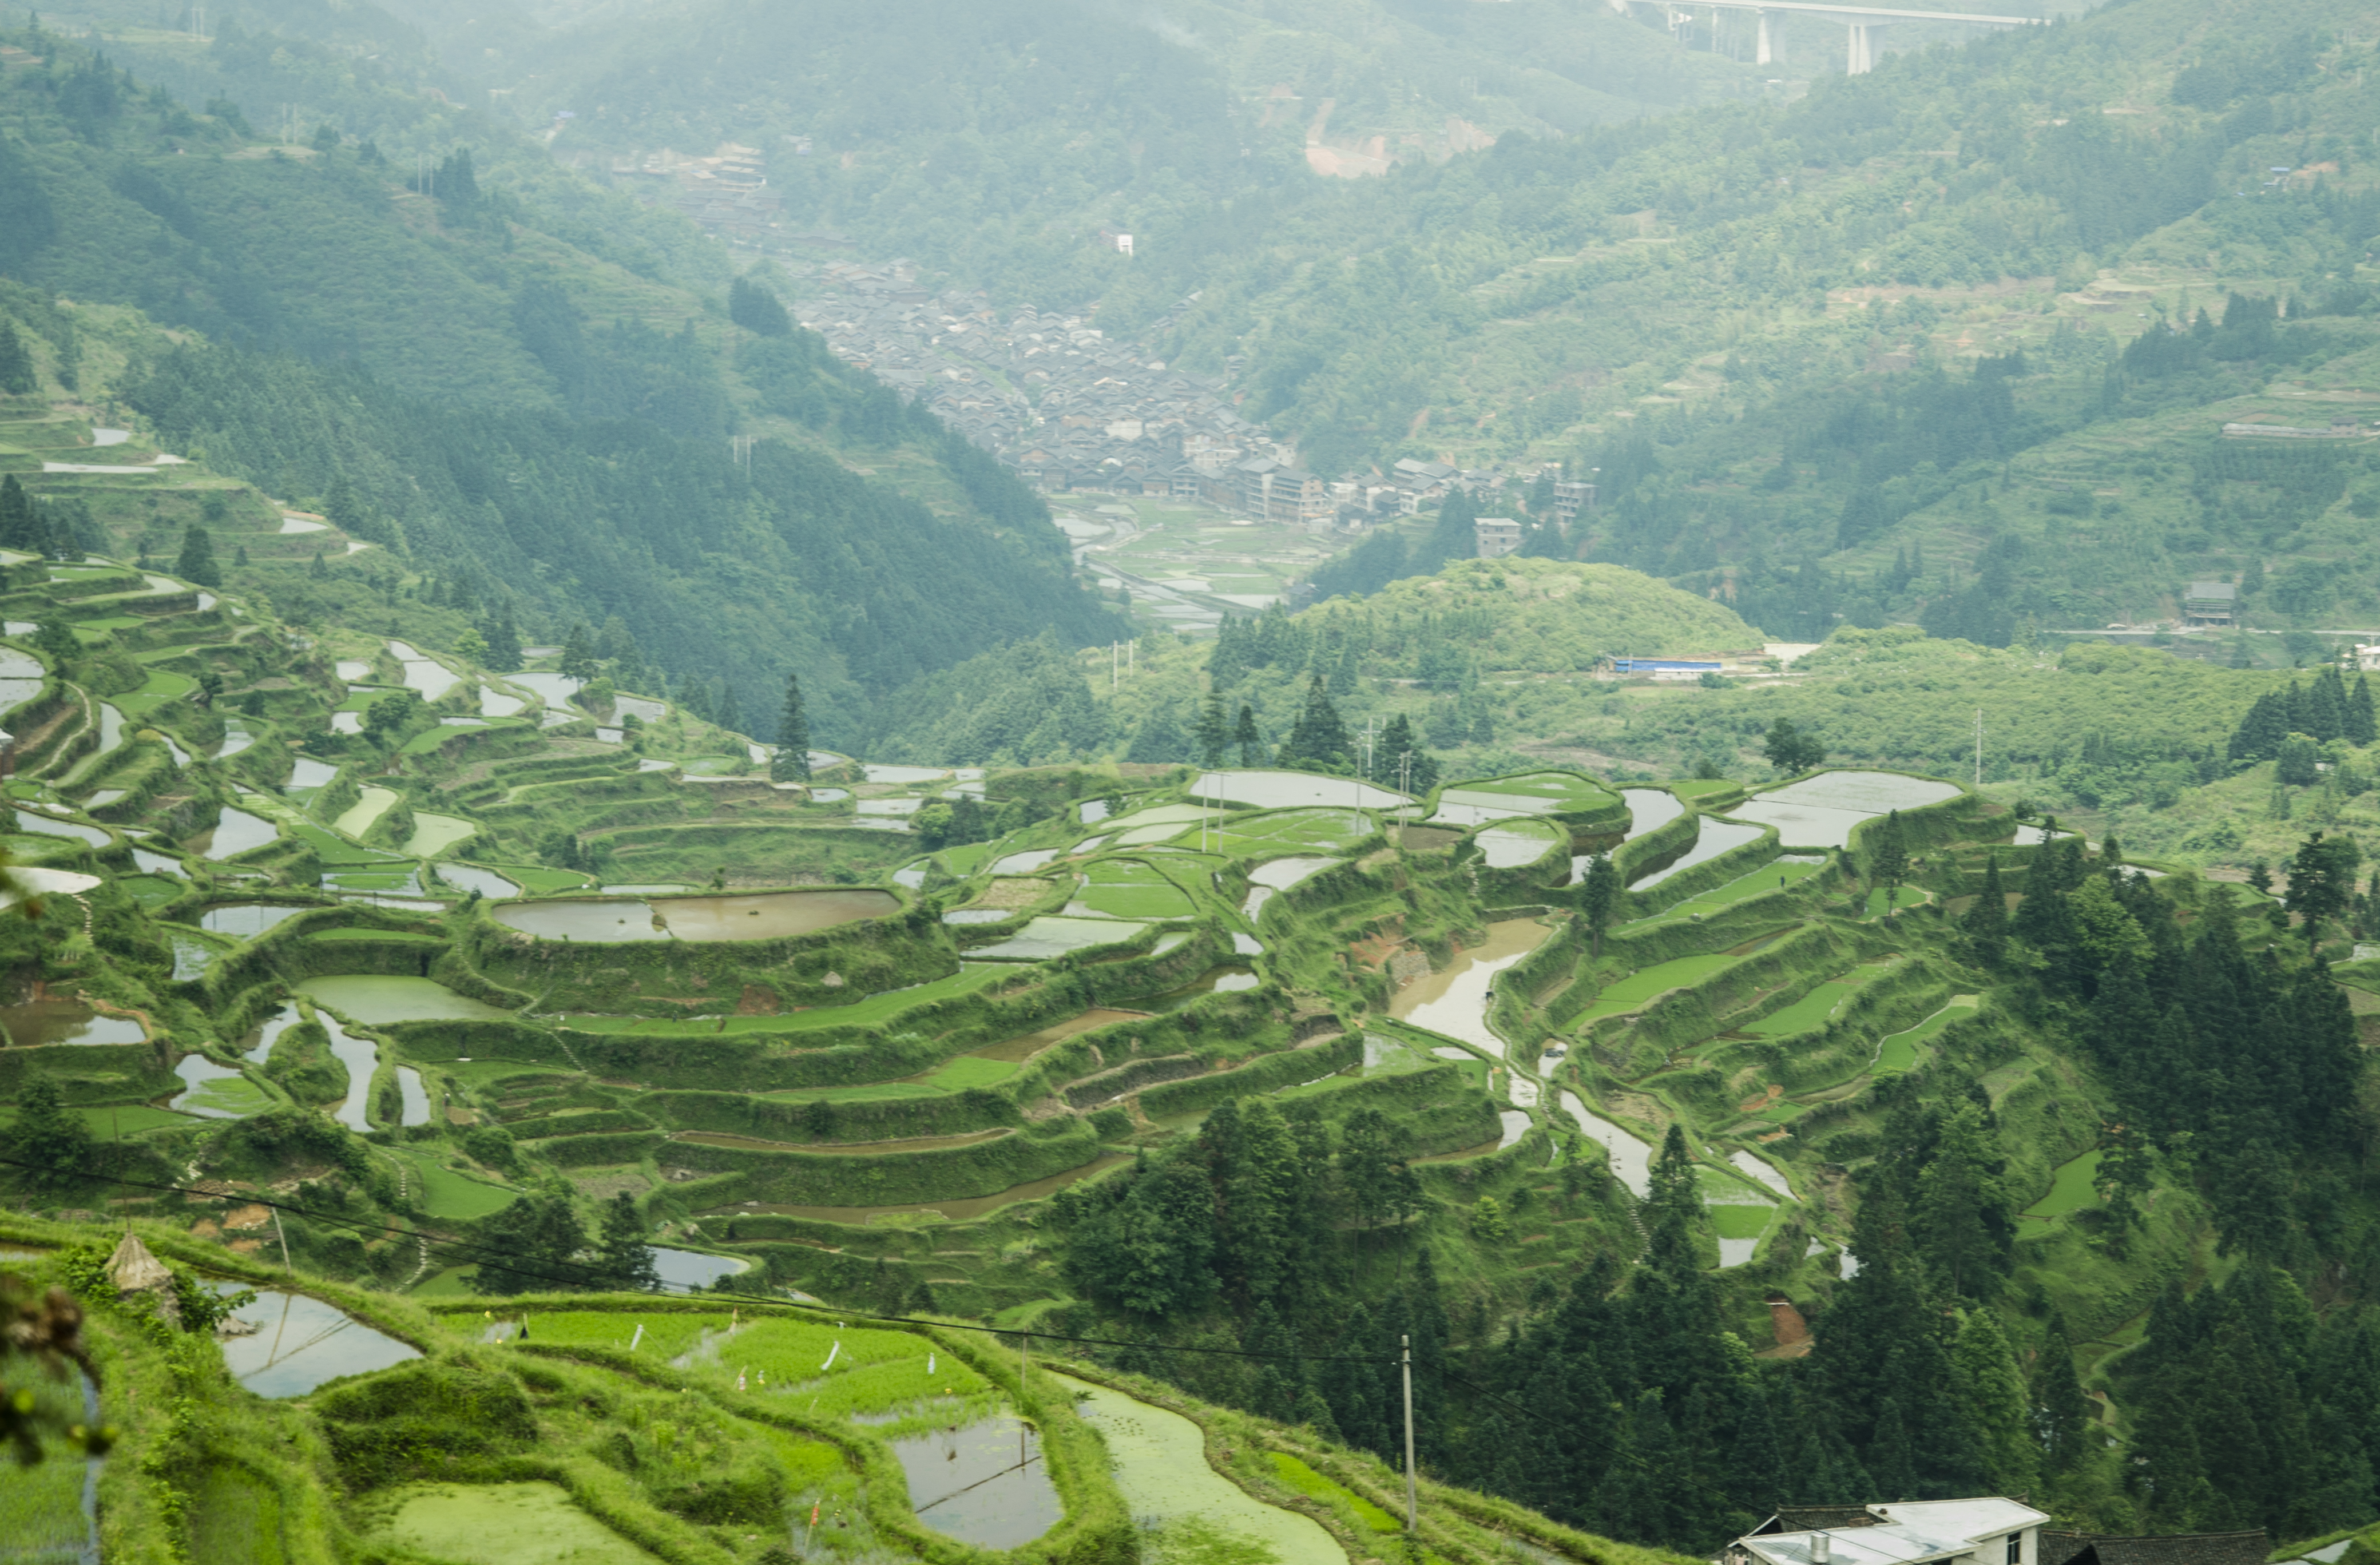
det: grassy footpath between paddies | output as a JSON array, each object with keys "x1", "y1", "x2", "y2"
[
  {"x1": 481, "y1": 861, "x2": 598, "y2": 893},
  {"x1": 1863, "y1": 884, "x2": 1935, "y2": 919},
  {"x1": 1873, "y1": 996, "x2": 1977, "y2": 1074},
  {"x1": 561, "y1": 963, "x2": 1017, "y2": 1035}
]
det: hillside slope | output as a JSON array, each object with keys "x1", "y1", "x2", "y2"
[{"x1": 0, "y1": 22, "x2": 1124, "y2": 732}]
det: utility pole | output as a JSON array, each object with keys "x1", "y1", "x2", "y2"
[
  {"x1": 1401, "y1": 1333, "x2": 1418, "y2": 1531},
  {"x1": 1398, "y1": 750, "x2": 1414, "y2": 843}
]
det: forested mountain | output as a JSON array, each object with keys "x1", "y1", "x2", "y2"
[
  {"x1": 0, "y1": 18, "x2": 1122, "y2": 733},
  {"x1": 40, "y1": 0, "x2": 2377, "y2": 637}
]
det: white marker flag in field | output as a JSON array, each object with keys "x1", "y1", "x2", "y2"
[
  {"x1": 927, "y1": 1352, "x2": 935, "y2": 1376},
  {"x1": 822, "y1": 1340, "x2": 842, "y2": 1371}
]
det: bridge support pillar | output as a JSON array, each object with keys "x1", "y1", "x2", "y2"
[
  {"x1": 1756, "y1": 9, "x2": 1773, "y2": 64},
  {"x1": 1847, "y1": 21, "x2": 1887, "y2": 73}
]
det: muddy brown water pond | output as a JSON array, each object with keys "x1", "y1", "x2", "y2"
[
  {"x1": 969, "y1": 1008, "x2": 1144, "y2": 1063},
  {"x1": 894, "y1": 1413, "x2": 1061, "y2": 1549},
  {"x1": 493, "y1": 889, "x2": 896, "y2": 943},
  {"x1": 1, "y1": 998, "x2": 146, "y2": 1047},
  {"x1": 671, "y1": 1127, "x2": 1010, "y2": 1156},
  {"x1": 712, "y1": 1154, "x2": 1130, "y2": 1226}
]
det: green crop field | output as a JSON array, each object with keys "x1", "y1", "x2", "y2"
[
  {"x1": 919, "y1": 1056, "x2": 1021, "y2": 1091},
  {"x1": 1075, "y1": 860, "x2": 1198, "y2": 919},
  {"x1": 1447, "y1": 770, "x2": 1619, "y2": 812},
  {"x1": 383, "y1": 1147, "x2": 520, "y2": 1220},
  {"x1": 291, "y1": 823, "x2": 405, "y2": 867},
  {"x1": 1572, "y1": 952, "x2": 1746, "y2": 1027},
  {"x1": 117, "y1": 875, "x2": 183, "y2": 907},
  {"x1": 2025, "y1": 1150, "x2": 2105, "y2": 1220},
  {"x1": 1745, "y1": 981, "x2": 1857, "y2": 1036},
  {"x1": 115, "y1": 668, "x2": 194, "y2": 717},
  {"x1": 1178, "y1": 807, "x2": 1372, "y2": 856},
  {"x1": 1649, "y1": 857, "x2": 1826, "y2": 921},
  {"x1": 1268, "y1": 1452, "x2": 1403, "y2": 1534}
]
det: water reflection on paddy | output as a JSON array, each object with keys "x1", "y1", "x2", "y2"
[
  {"x1": 492, "y1": 889, "x2": 896, "y2": 942},
  {"x1": 296, "y1": 975, "x2": 514, "y2": 1026},
  {"x1": 1630, "y1": 819, "x2": 1767, "y2": 887},
  {"x1": 892, "y1": 1415, "x2": 1061, "y2": 1549},
  {"x1": 195, "y1": 806, "x2": 278, "y2": 861},
  {"x1": 209, "y1": 1286, "x2": 421, "y2": 1397},
  {"x1": 200, "y1": 903, "x2": 310, "y2": 938}
]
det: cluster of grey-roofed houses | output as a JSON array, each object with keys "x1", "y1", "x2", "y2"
[
  {"x1": 790, "y1": 264, "x2": 1598, "y2": 535},
  {"x1": 1724, "y1": 1498, "x2": 2282, "y2": 1565},
  {"x1": 592, "y1": 144, "x2": 1586, "y2": 539}
]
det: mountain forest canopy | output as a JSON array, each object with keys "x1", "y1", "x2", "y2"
[{"x1": 3, "y1": 2, "x2": 2380, "y2": 1564}]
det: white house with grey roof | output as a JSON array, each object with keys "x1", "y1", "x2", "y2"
[{"x1": 1729, "y1": 1499, "x2": 2049, "y2": 1565}]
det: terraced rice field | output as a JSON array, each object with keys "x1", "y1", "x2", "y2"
[{"x1": 1572, "y1": 952, "x2": 1747, "y2": 1027}]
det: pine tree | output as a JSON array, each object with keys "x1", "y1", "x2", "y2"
[
  {"x1": 0, "y1": 319, "x2": 35, "y2": 394},
  {"x1": 2033, "y1": 1312, "x2": 2096, "y2": 1477},
  {"x1": 1867, "y1": 1396, "x2": 1919, "y2": 1500},
  {"x1": 1950, "y1": 1309, "x2": 2040, "y2": 1496},
  {"x1": 716, "y1": 681, "x2": 743, "y2": 736},
  {"x1": 479, "y1": 606, "x2": 523, "y2": 672},
  {"x1": 1415, "y1": 488, "x2": 1480, "y2": 574},
  {"x1": 771, "y1": 673, "x2": 812, "y2": 782},
  {"x1": 1280, "y1": 674, "x2": 1352, "y2": 769},
  {"x1": 1963, "y1": 851, "x2": 2008, "y2": 960},
  {"x1": 35, "y1": 618, "x2": 77, "y2": 666},
  {"x1": 1867, "y1": 809, "x2": 1910, "y2": 916},
  {"x1": 3, "y1": 1074, "x2": 94, "y2": 1191},
  {"x1": 1191, "y1": 692, "x2": 1229, "y2": 768},
  {"x1": 728, "y1": 276, "x2": 794, "y2": 336},
  {"x1": 594, "y1": 1193, "x2": 661, "y2": 1290},
  {"x1": 558, "y1": 622, "x2": 597, "y2": 682},
  {"x1": 2228, "y1": 690, "x2": 2289, "y2": 761},
  {"x1": 173, "y1": 523, "x2": 221, "y2": 587},
  {"x1": 1581, "y1": 852, "x2": 1621, "y2": 956},
  {"x1": 2308, "y1": 665, "x2": 2349, "y2": 742},
  {"x1": 1232, "y1": 702, "x2": 1260, "y2": 766},
  {"x1": 2350, "y1": 673, "x2": 2378, "y2": 747},
  {"x1": 0, "y1": 474, "x2": 38, "y2": 551}
]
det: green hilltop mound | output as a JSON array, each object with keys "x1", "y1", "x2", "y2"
[{"x1": 1313, "y1": 558, "x2": 1764, "y2": 667}]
